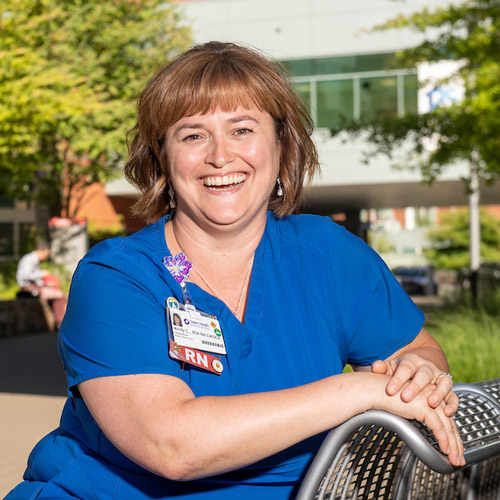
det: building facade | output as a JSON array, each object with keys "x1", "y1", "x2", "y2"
[{"x1": 2, "y1": 0, "x2": 499, "y2": 265}]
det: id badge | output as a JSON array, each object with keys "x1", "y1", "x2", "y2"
[{"x1": 166, "y1": 297, "x2": 225, "y2": 375}]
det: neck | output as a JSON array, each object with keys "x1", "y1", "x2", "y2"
[
  {"x1": 169, "y1": 210, "x2": 267, "y2": 264},
  {"x1": 165, "y1": 212, "x2": 267, "y2": 321}
]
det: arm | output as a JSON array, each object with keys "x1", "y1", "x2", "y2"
[
  {"x1": 354, "y1": 328, "x2": 458, "y2": 416},
  {"x1": 79, "y1": 370, "x2": 464, "y2": 482}
]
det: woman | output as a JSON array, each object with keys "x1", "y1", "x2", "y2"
[{"x1": 7, "y1": 41, "x2": 464, "y2": 500}]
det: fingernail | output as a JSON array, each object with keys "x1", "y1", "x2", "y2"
[
  {"x1": 388, "y1": 384, "x2": 397, "y2": 393},
  {"x1": 403, "y1": 388, "x2": 413, "y2": 399}
]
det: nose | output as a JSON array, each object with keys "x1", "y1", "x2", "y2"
[{"x1": 205, "y1": 135, "x2": 234, "y2": 169}]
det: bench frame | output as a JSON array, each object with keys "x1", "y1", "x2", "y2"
[{"x1": 296, "y1": 379, "x2": 500, "y2": 500}]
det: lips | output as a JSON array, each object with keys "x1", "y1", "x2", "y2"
[{"x1": 203, "y1": 174, "x2": 246, "y2": 189}]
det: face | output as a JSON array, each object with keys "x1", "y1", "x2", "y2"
[
  {"x1": 165, "y1": 106, "x2": 281, "y2": 230},
  {"x1": 38, "y1": 249, "x2": 50, "y2": 261}
]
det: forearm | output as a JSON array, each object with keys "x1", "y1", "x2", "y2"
[
  {"x1": 83, "y1": 372, "x2": 385, "y2": 480},
  {"x1": 165, "y1": 372, "x2": 376, "y2": 479},
  {"x1": 83, "y1": 365, "x2": 464, "y2": 481}
]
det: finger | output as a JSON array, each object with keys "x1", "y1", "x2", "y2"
[
  {"x1": 430, "y1": 402, "x2": 464, "y2": 467},
  {"x1": 443, "y1": 392, "x2": 459, "y2": 417},
  {"x1": 443, "y1": 412, "x2": 462, "y2": 466},
  {"x1": 445, "y1": 411, "x2": 465, "y2": 466},
  {"x1": 400, "y1": 365, "x2": 435, "y2": 402},
  {"x1": 427, "y1": 375, "x2": 454, "y2": 408},
  {"x1": 371, "y1": 360, "x2": 389, "y2": 375},
  {"x1": 386, "y1": 362, "x2": 417, "y2": 396},
  {"x1": 422, "y1": 409, "x2": 451, "y2": 459}
]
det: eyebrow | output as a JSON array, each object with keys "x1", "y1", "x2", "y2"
[{"x1": 172, "y1": 115, "x2": 260, "y2": 135}]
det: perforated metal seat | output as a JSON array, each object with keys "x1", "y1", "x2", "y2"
[{"x1": 296, "y1": 379, "x2": 500, "y2": 500}]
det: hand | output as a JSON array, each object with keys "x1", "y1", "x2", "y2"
[
  {"x1": 371, "y1": 354, "x2": 458, "y2": 417},
  {"x1": 371, "y1": 375, "x2": 465, "y2": 467}
]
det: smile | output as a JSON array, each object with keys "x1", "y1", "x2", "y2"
[{"x1": 203, "y1": 174, "x2": 246, "y2": 189}]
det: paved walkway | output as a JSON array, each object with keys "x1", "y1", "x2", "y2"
[{"x1": 0, "y1": 333, "x2": 67, "y2": 498}]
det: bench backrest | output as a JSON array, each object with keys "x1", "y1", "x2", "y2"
[{"x1": 296, "y1": 378, "x2": 500, "y2": 500}]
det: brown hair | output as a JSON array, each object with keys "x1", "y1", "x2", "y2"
[{"x1": 124, "y1": 41, "x2": 319, "y2": 223}]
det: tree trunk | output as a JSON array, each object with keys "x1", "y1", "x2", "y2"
[{"x1": 469, "y1": 162, "x2": 481, "y2": 301}]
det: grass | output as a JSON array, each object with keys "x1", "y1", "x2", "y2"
[
  {"x1": 424, "y1": 306, "x2": 500, "y2": 383},
  {"x1": 342, "y1": 304, "x2": 500, "y2": 384}
]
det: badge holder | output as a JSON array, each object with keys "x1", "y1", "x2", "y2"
[{"x1": 163, "y1": 254, "x2": 225, "y2": 375}]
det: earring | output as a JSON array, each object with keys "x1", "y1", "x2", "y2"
[
  {"x1": 276, "y1": 177, "x2": 284, "y2": 197},
  {"x1": 168, "y1": 182, "x2": 176, "y2": 209}
]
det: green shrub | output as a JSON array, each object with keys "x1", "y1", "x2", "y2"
[
  {"x1": 342, "y1": 305, "x2": 500, "y2": 384},
  {"x1": 425, "y1": 307, "x2": 500, "y2": 383},
  {"x1": 0, "y1": 261, "x2": 18, "y2": 299},
  {"x1": 40, "y1": 261, "x2": 72, "y2": 294},
  {"x1": 87, "y1": 220, "x2": 126, "y2": 247}
]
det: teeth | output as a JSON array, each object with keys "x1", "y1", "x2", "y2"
[{"x1": 203, "y1": 174, "x2": 246, "y2": 187}]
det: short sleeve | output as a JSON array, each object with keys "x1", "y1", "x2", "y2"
[
  {"x1": 58, "y1": 239, "x2": 179, "y2": 394},
  {"x1": 325, "y1": 220, "x2": 424, "y2": 367}
]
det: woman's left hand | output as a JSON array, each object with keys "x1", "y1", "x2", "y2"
[{"x1": 371, "y1": 353, "x2": 458, "y2": 416}]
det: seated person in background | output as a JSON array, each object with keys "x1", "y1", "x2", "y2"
[{"x1": 16, "y1": 241, "x2": 67, "y2": 327}]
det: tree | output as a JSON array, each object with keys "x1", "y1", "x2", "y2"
[
  {"x1": 335, "y1": 0, "x2": 500, "y2": 296},
  {"x1": 425, "y1": 209, "x2": 500, "y2": 269},
  {"x1": 0, "y1": 0, "x2": 191, "y2": 217},
  {"x1": 336, "y1": 0, "x2": 500, "y2": 183}
]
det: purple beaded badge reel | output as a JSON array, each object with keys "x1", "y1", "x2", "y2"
[{"x1": 162, "y1": 253, "x2": 192, "y2": 286}]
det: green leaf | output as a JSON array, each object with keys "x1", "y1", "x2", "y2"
[{"x1": 0, "y1": 0, "x2": 191, "y2": 216}]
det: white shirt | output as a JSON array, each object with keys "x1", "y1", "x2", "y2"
[{"x1": 16, "y1": 251, "x2": 44, "y2": 287}]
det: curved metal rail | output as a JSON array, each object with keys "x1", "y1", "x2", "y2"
[{"x1": 296, "y1": 379, "x2": 500, "y2": 500}]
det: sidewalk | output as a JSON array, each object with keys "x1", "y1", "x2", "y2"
[{"x1": 0, "y1": 333, "x2": 67, "y2": 498}]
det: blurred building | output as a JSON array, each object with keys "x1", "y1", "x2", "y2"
[{"x1": 1, "y1": 0, "x2": 499, "y2": 264}]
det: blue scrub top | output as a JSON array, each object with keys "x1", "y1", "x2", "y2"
[{"x1": 7, "y1": 213, "x2": 423, "y2": 500}]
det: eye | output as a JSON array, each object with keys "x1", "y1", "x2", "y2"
[
  {"x1": 234, "y1": 128, "x2": 253, "y2": 136},
  {"x1": 182, "y1": 133, "x2": 202, "y2": 142}
]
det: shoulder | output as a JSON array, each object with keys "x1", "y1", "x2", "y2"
[
  {"x1": 73, "y1": 218, "x2": 167, "y2": 287},
  {"x1": 268, "y1": 213, "x2": 372, "y2": 264},
  {"x1": 268, "y1": 213, "x2": 393, "y2": 294},
  {"x1": 19, "y1": 251, "x2": 37, "y2": 263}
]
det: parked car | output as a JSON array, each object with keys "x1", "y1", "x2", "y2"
[{"x1": 392, "y1": 266, "x2": 438, "y2": 295}]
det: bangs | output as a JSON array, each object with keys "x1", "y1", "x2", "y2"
[{"x1": 167, "y1": 59, "x2": 279, "y2": 123}]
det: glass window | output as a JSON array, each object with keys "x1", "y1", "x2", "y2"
[
  {"x1": 293, "y1": 81, "x2": 312, "y2": 111},
  {"x1": 317, "y1": 79, "x2": 354, "y2": 129},
  {"x1": 359, "y1": 76, "x2": 398, "y2": 123},
  {"x1": 404, "y1": 74, "x2": 418, "y2": 115},
  {"x1": 0, "y1": 197, "x2": 14, "y2": 208},
  {"x1": 0, "y1": 223, "x2": 14, "y2": 257},
  {"x1": 280, "y1": 59, "x2": 313, "y2": 77},
  {"x1": 284, "y1": 54, "x2": 417, "y2": 129},
  {"x1": 356, "y1": 53, "x2": 400, "y2": 72},
  {"x1": 281, "y1": 53, "x2": 399, "y2": 78},
  {"x1": 315, "y1": 56, "x2": 356, "y2": 76}
]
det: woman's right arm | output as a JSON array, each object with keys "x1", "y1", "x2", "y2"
[{"x1": 79, "y1": 370, "x2": 464, "y2": 482}]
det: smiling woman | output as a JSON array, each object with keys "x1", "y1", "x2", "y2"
[
  {"x1": 124, "y1": 41, "x2": 318, "y2": 223},
  {"x1": 6, "y1": 42, "x2": 464, "y2": 500},
  {"x1": 164, "y1": 107, "x2": 281, "y2": 233}
]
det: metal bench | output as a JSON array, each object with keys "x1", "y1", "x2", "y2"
[{"x1": 296, "y1": 378, "x2": 500, "y2": 500}]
